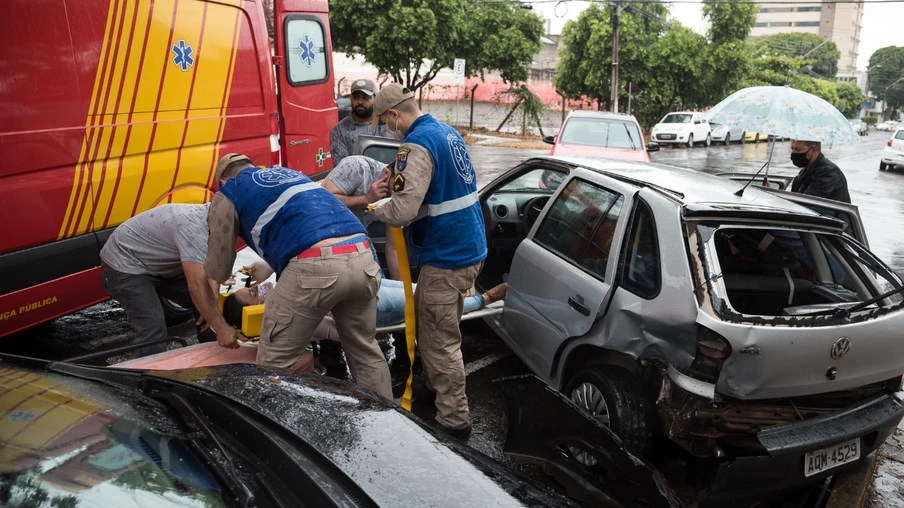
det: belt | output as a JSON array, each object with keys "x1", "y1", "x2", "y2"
[{"x1": 297, "y1": 240, "x2": 370, "y2": 259}]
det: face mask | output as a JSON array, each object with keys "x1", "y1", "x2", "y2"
[
  {"x1": 255, "y1": 282, "x2": 273, "y2": 304},
  {"x1": 790, "y1": 151, "x2": 810, "y2": 168},
  {"x1": 387, "y1": 114, "x2": 404, "y2": 141}
]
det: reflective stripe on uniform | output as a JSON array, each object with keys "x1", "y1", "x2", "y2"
[
  {"x1": 250, "y1": 182, "x2": 320, "y2": 255},
  {"x1": 426, "y1": 191, "x2": 478, "y2": 217}
]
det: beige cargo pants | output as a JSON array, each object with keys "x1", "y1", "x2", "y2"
[
  {"x1": 257, "y1": 244, "x2": 392, "y2": 399},
  {"x1": 415, "y1": 261, "x2": 483, "y2": 429}
]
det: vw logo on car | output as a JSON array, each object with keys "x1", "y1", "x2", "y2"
[{"x1": 831, "y1": 337, "x2": 852, "y2": 359}]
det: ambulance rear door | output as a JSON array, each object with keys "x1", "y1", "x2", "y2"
[{"x1": 274, "y1": 0, "x2": 337, "y2": 176}]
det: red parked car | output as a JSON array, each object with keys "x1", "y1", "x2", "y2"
[{"x1": 543, "y1": 111, "x2": 659, "y2": 162}]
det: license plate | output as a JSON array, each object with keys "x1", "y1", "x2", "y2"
[
  {"x1": 804, "y1": 438, "x2": 860, "y2": 477},
  {"x1": 659, "y1": 134, "x2": 676, "y2": 140}
]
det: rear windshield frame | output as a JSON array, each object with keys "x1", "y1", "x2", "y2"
[{"x1": 691, "y1": 221, "x2": 904, "y2": 325}]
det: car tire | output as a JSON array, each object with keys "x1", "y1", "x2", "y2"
[
  {"x1": 705, "y1": 134, "x2": 712, "y2": 147},
  {"x1": 566, "y1": 366, "x2": 653, "y2": 458},
  {"x1": 740, "y1": 133, "x2": 746, "y2": 145},
  {"x1": 723, "y1": 134, "x2": 730, "y2": 146},
  {"x1": 754, "y1": 133, "x2": 761, "y2": 143},
  {"x1": 161, "y1": 297, "x2": 194, "y2": 327},
  {"x1": 880, "y1": 161, "x2": 888, "y2": 171},
  {"x1": 686, "y1": 135, "x2": 694, "y2": 149}
]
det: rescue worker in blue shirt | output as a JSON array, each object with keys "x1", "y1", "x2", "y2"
[
  {"x1": 204, "y1": 154, "x2": 392, "y2": 399},
  {"x1": 370, "y1": 83, "x2": 488, "y2": 439}
]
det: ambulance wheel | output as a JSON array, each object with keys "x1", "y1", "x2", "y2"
[
  {"x1": 161, "y1": 297, "x2": 194, "y2": 327},
  {"x1": 566, "y1": 366, "x2": 652, "y2": 459}
]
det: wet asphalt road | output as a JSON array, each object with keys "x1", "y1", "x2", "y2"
[{"x1": 2, "y1": 130, "x2": 901, "y2": 506}]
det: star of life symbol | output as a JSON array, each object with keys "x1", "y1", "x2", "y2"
[
  {"x1": 251, "y1": 167, "x2": 306, "y2": 188},
  {"x1": 299, "y1": 34, "x2": 316, "y2": 67},
  {"x1": 171, "y1": 39, "x2": 194, "y2": 72},
  {"x1": 447, "y1": 133, "x2": 474, "y2": 184}
]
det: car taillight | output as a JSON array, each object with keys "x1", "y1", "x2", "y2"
[
  {"x1": 697, "y1": 328, "x2": 732, "y2": 359},
  {"x1": 889, "y1": 139, "x2": 894, "y2": 147}
]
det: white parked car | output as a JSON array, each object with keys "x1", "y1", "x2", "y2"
[
  {"x1": 651, "y1": 112, "x2": 712, "y2": 148},
  {"x1": 710, "y1": 123, "x2": 745, "y2": 145},
  {"x1": 876, "y1": 122, "x2": 890, "y2": 131},
  {"x1": 849, "y1": 119, "x2": 868, "y2": 136},
  {"x1": 880, "y1": 128, "x2": 904, "y2": 171}
]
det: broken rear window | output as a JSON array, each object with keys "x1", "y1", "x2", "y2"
[{"x1": 706, "y1": 227, "x2": 903, "y2": 318}]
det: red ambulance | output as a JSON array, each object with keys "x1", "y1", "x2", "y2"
[{"x1": 0, "y1": 0, "x2": 339, "y2": 337}]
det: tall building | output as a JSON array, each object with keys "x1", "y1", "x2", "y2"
[{"x1": 750, "y1": 0, "x2": 864, "y2": 76}]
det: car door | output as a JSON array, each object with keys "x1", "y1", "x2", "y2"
[
  {"x1": 503, "y1": 168, "x2": 637, "y2": 381},
  {"x1": 693, "y1": 114, "x2": 707, "y2": 140},
  {"x1": 274, "y1": 0, "x2": 337, "y2": 175},
  {"x1": 352, "y1": 136, "x2": 403, "y2": 270}
]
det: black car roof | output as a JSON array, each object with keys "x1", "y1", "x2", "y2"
[{"x1": 541, "y1": 156, "x2": 846, "y2": 229}]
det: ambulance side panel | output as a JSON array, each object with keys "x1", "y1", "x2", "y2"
[
  {"x1": 0, "y1": 0, "x2": 278, "y2": 337},
  {"x1": 274, "y1": 0, "x2": 338, "y2": 175}
]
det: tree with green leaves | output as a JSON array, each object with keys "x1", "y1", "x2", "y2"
[
  {"x1": 834, "y1": 82, "x2": 867, "y2": 119},
  {"x1": 554, "y1": 2, "x2": 671, "y2": 117},
  {"x1": 329, "y1": 0, "x2": 543, "y2": 91},
  {"x1": 867, "y1": 46, "x2": 904, "y2": 120},
  {"x1": 700, "y1": 0, "x2": 758, "y2": 104},
  {"x1": 754, "y1": 33, "x2": 841, "y2": 78}
]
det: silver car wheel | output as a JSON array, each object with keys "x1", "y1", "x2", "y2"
[{"x1": 568, "y1": 382, "x2": 611, "y2": 466}]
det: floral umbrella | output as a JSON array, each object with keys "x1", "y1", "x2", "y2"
[{"x1": 705, "y1": 86, "x2": 860, "y2": 148}]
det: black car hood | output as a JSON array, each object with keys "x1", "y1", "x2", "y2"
[{"x1": 143, "y1": 364, "x2": 580, "y2": 508}]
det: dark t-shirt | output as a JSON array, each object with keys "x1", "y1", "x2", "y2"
[{"x1": 791, "y1": 154, "x2": 851, "y2": 203}]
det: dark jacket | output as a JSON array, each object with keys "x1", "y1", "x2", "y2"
[{"x1": 791, "y1": 153, "x2": 851, "y2": 203}]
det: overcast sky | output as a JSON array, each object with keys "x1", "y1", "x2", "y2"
[{"x1": 534, "y1": 1, "x2": 903, "y2": 71}]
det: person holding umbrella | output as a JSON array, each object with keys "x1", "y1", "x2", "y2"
[{"x1": 789, "y1": 140, "x2": 851, "y2": 203}]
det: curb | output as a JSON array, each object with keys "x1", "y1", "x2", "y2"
[{"x1": 825, "y1": 449, "x2": 879, "y2": 508}]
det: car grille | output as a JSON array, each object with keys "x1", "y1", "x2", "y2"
[{"x1": 657, "y1": 134, "x2": 676, "y2": 140}]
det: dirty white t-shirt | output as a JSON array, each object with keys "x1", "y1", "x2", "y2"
[
  {"x1": 326, "y1": 156, "x2": 387, "y2": 226},
  {"x1": 100, "y1": 203, "x2": 210, "y2": 278}
]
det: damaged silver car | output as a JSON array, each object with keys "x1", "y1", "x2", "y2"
[{"x1": 473, "y1": 156, "x2": 904, "y2": 499}]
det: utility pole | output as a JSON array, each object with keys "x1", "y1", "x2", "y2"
[
  {"x1": 883, "y1": 77, "x2": 904, "y2": 122},
  {"x1": 610, "y1": 1, "x2": 624, "y2": 113}
]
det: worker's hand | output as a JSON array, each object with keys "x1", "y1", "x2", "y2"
[
  {"x1": 196, "y1": 315, "x2": 211, "y2": 333},
  {"x1": 366, "y1": 167, "x2": 392, "y2": 203},
  {"x1": 217, "y1": 328, "x2": 246, "y2": 349},
  {"x1": 243, "y1": 260, "x2": 274, "y2": 284}
]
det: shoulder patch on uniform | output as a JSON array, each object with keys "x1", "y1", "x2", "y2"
[
  {"x1": 393, "y1": 173, "x2": 406, "y2": 192},
  {"x1": 396, "y1": 147, "x2": 410, "y2": 171}
]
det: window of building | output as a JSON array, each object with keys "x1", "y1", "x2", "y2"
[
  {"x1": 796, "y1": 6, "x2": 822, "y2": 12},
  {"x1": 772, "y1": 22, "x2": 792, "y2": 27},
  {"x1": 285, "y1": 17, "x2": 329, "y2": 86},
  {"x1": 534, "y1": 179, "x2": 625, "y2": 281},
  {"x1": 755, "y1": 22, "x2": 769, "y2": 27},
  {"x1": 794, "y1": 21, "x2": 820, "y2": 27}
]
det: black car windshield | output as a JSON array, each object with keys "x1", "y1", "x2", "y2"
[
  {"x1": 703, "y1": 226, "x2": 903, "y2": 318},
  {"x1": 661, "y1": 114, "x2": 692, "y2": 124},
  {"x1": 0, "y1": 366, "x2": 229, "y2": 508},
  {"x1": 558, "y1": 117, "x2": 640, "y2": 149}
]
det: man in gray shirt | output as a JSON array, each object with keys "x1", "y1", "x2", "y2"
[
  {"x1": 330, "y1": 79, "x2": 390, "y2": 166},
  {"x1": 322, "y1": 156, "x2": 402, "y2": 280},
  {"x1": 100, "y1": 203, "x2": 240, "y2": 356}
]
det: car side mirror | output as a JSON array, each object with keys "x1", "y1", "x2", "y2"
[
  {"x1": 542, "y1": 135, "x2": 555, "y2": 145},
  {"x1": 646, "y1": 142, "x2": 660, "y2": 152}
]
